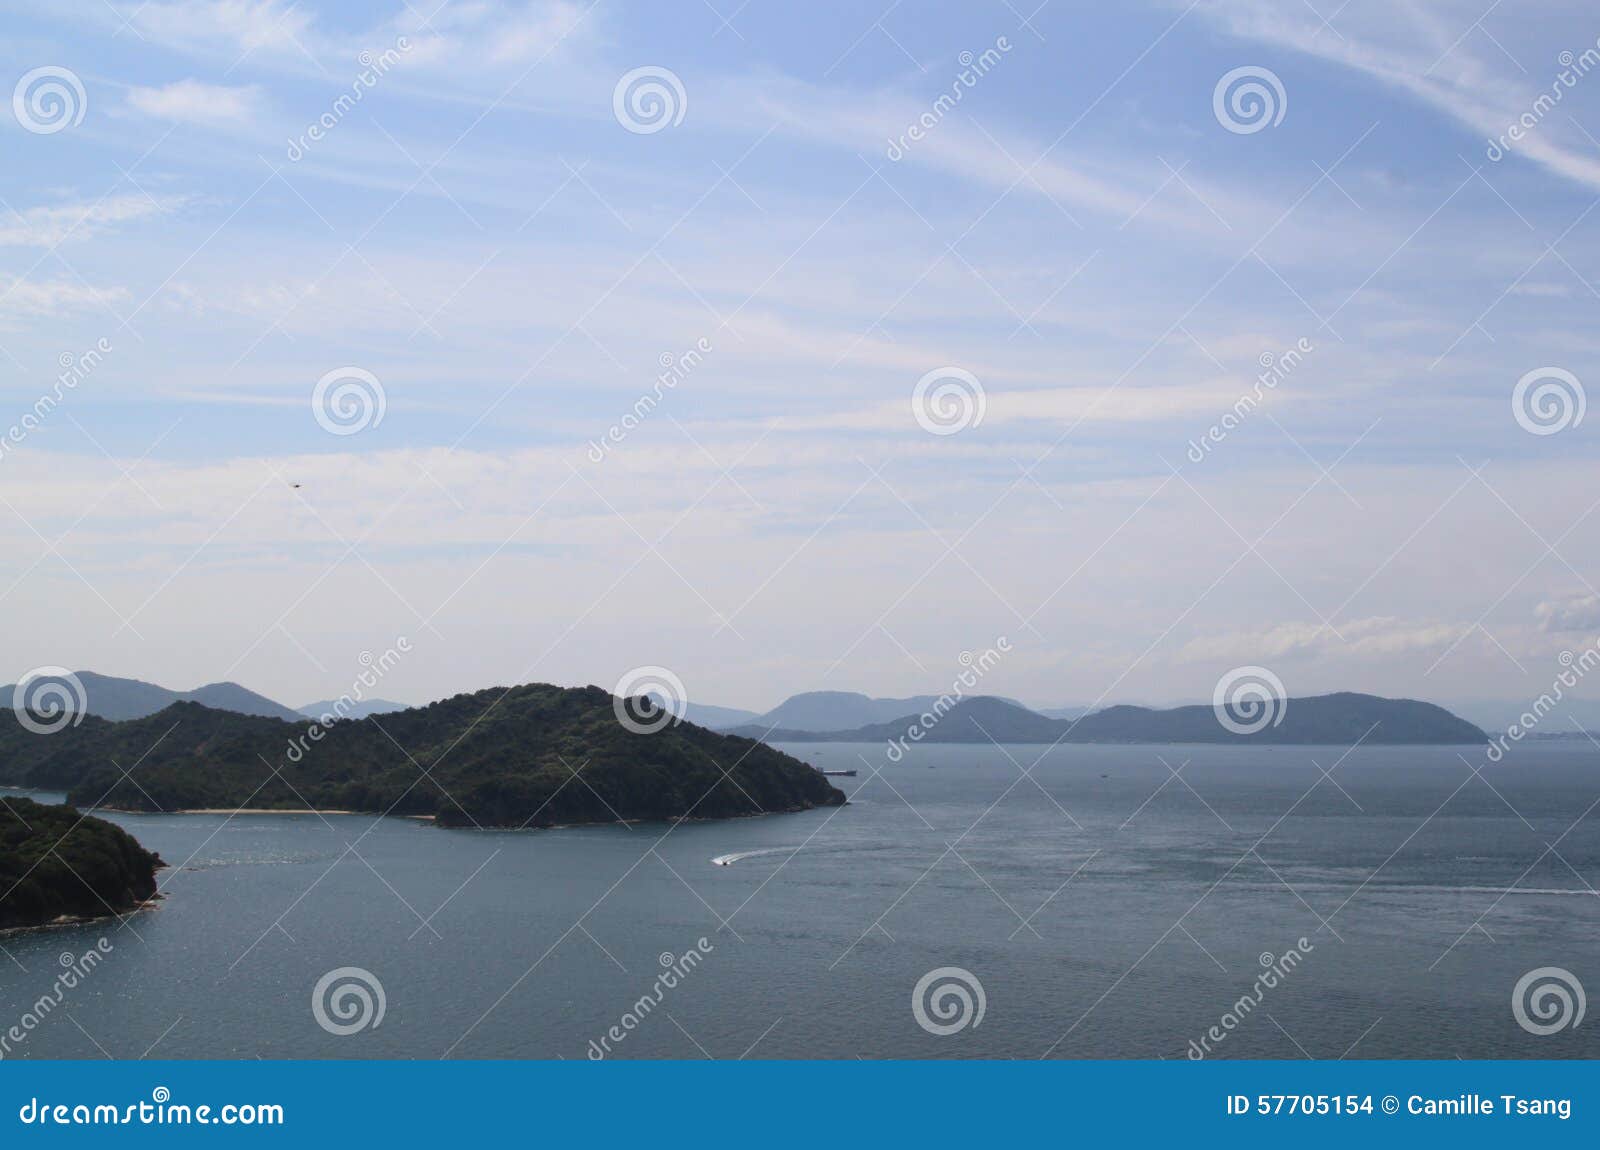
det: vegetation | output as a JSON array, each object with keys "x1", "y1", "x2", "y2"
[
  {"x1": 0, "y1": 797, "x2": 162, "y2": 930},
  {"x1": 0, "y1": 684, "x2": 847, "y2": 828}
]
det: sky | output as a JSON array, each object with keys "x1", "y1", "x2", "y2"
[{"x1": 2, "y1": 0, "x2": 1599, "y2": 717}]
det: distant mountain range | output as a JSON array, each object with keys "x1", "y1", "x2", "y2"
[
  {"x1": 0, "y1": 670, "x2": 411, "y2": 724},
  {"x1": 729, "y1": 693, "x2": 1487, "y2": 745},
  {"x1": 1, "y1": 670, "x2": 304, "y2": 722},
  {"x1": 3, "y1": 673, "x2": 1488, "y2": 746},
  {"x1": 296, "y1": 698, "x2": 409, "y2": 720}
]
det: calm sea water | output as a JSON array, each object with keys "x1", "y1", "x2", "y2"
[{"x1": 2, "y1": 742, "x2": 1597, "y2": 1060}]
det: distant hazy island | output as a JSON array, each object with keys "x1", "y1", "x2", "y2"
[
  {"x1": 732, "y1": 693, "x2": 1488, "y2": 746},
  {"x1": 0, "y1": 684, "x2": 847, "y2": 828},
  {"x1": 0, "y1": 797, "x2": 163, "y2": 931}
]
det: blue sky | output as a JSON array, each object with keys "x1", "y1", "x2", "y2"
[{"x1": 3, "y1": 0, "x2": 1600, "y2": 716}]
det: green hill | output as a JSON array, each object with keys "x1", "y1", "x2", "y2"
[
  {"x1": 0, "y1": 798, "x2": 163, "y2": 930},
  {"x1": 0, "y1": 684, "x2": 846, "y2": 829}
]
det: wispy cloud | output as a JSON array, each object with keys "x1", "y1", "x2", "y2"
[{"x1": 127, "y1": 79, "x2": 264, "y2": 126}]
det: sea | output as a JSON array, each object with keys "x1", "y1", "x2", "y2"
[{"x1": 2, "y1": 741, "x2": 1596, "y2": 1060}]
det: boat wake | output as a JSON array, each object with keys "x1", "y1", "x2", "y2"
[{"x1": 710, "y1": 846, "x2": 803, "y2": 867}]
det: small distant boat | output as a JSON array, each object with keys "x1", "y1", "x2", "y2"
[{"x1": 820, "y1": 769, "x2": 857, "y2": 777}]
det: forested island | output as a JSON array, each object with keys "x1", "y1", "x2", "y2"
[
  {"x1": 0, "y1": 797, "x2": 163, "y2": 930},
  {"x1": 0, "y1": 683, "x2": 847, "y2": 828}
]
